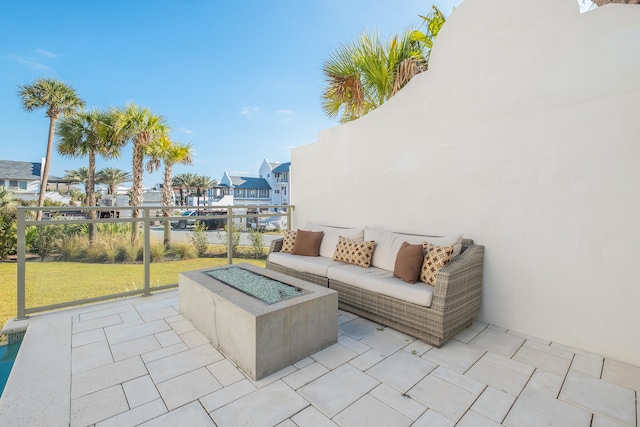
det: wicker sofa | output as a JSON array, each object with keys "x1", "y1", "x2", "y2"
[{"x1": 266, "y1": 224, "x2": 485, "y2": 347}]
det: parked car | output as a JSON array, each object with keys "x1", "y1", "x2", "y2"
[{"x1": 171, "y1": 210, "x2": 226, "y2": 230}]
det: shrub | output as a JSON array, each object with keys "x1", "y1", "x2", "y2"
[
  {"x1": 248, "y1": 228, "x2": 265, "y2": 259},
  {"x1": 122, "y1": 240, "x2": 142, "y2": 262},
  {"x1": 150, "y1": 240, "x2": 166, "y2": 262},
  {"x1": 100, "y1": 235, "x2": 125, "y2": 263},
  {"x1": 217, "y1": 223, "x2": 240, "y2": 256},
  {"x1": 0, "y1": 215, "x2": 16, "y2": 261},
  {"x1": 35, "y1": 222, "x2": 64, "y2": 260},
  {"x1": 188, "y1": 221, "x2": 209, "y2": 257},
  {"x1": 167, "y1": 242, "x2": 196, "y2": 260},
  {"x1": 57, "y1": 234, "x2": 87, "y2": 261}
]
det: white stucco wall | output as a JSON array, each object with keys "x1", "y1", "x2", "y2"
[{"x1": 291, "y1": 0, "x2": 640, "y2": 365}]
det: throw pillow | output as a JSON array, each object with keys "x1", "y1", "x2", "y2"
[
  {"x1": 280, "y1": 230, "x2": 297, "y2": 253},
  {"x1": 333, "y1": 236, "x2": 376, "y2": 268},
  {"x1": 292, "y1": 230, "x2": 324, "y2": 256},
  {"x1": 393, "y1": 242, "x2": 425, "y2": 284},
  {"x1": 420, "y1": 243, "x2": 454, "y2": 285}
]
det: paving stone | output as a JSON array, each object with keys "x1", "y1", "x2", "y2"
[
  {"x1": 200, "y1": 379, "x2": 257, "y2": 413},
  {"x1": 72, "y1": 328, "x2": 106, "y2": 348},
  {"x1": 333, "y1": 394, "x2": 412, "y2": 427},
  {"x1": 79, "y1": 304, "x2": 135, "y2": 322},
  {"x1": 122, "y1": 375, "x2": 160, "y2": 408},
  {"x1": 72, "y1": 356, "x2": 147, "y2": 399},
  {"x1": 359, "y1": 330, "x2": 411, "y2": 355},
  {"x1": 507, "y1": 330, "x2": 551, "y2": 345},
  {"x1": 154, "y1": 329, "x2": 182, "y2": 347},
  {"x1": 311, "y1": 342, "x2": 357, "y2": 369},
  {"x1": 139, "y1": 306, "x2": 179, "y2": 322},
  {"x1": 96, "y1": 399, "x2": 167, "y2": 427},
  {"x1": 402, "y1": 339, "x2": 433, "y2": 356},
  {"x1": 146, "y1": 344, "x2": 224, "y2": 383},
  {"x1": 298, "y1": 363, "x2": 379, "y2": 418},
  {"x1": 180, "y1": 329, "x2": 210, "y2": 348},
  {"x1": 70, "y1": 385, "x2": 128, "y2": 427},
  {"x1": 283, "y1": 362, "x2": 329, "y2": 390},
  {"x1": 370, "y1": 383, "x2": 428, "y2": 420},
  {"x1": 469, "y1": 328, "x2": 525, "y2": 357},
  {"x1": 471, "y1": 386, "x2": 515, "y2": 423},
  {"x1": 111, "y1": 334, "x2": 161, "y2": 361},
  {"x1": 141, "y1": 342, "x2": 188, "y2": 363},
  {"x1": 591, "y1": 415, "x2": 628, "y2": 427},
  {"x1": 570, "y1": 353, "x2": 603, "y2": 378},
  {"x1": 504, "y1": 387, "x2": 591, "y2": 427},
  {"x1": 169, "y1": 318, "x2": 196, "y2": 334},
  {"x1": 412, "y1": 409, "x2": 455, "y2": 427},
  {"x1": 338, "y1": 334, "x2": 371, "y2": 354},
  {"x1": 522, "y1": 340, "x2": 574, "y2": 360},
  {"x1": 207, "y1": 359, "x2": 245, "y2": 386},
  {"x1": 72, "y1": 339, "x2": 113, "y2": 374},
  {"x1": 73, "y1": 314, "x2": 122, "y2": 334},
  {"x1": 513, "y1": 344, "x2": 572, "y2": 377},
  {"x1": 408, "y1": 374, "x2": 479, "y2": 422},
  {"x1": 526, "y1": 371, "x2": 564, "y2": 398},
  {"x1": 602, "y1": 358, "x2": 640, "y2": 391},
  {"x1": 251, "y1": 365, "x2": 297, "y2": 388},
  {"x1": 366, "y1": 350, "x2": 437, "y2": 393},
  {"x1": 465, "y1": 352, "x2": 533, "y2": 396},
  {"x1": 457, "y1": 410, "x2": 503, "y2": 427},
  {"x1": 290, "y1": 405, "x2": 339, "y2": 427},
  {"x1": 157, "y1": 367, "x2": 222, "y2": 411},
  {"x1": 559, "y1": 371, "x2": 636, "y2": 425},
  {"x1": 138, "y1": 401, "x2": 214, "y2": 426},
  {"x1": 211, "y1": 381, "x2": 308, "y2": 427},
  {"x1": 422, "y1": 339, "x2": 485, "y2": 374},
  {"x1": 338, "y1": 317, "x2": 379, "y2": 340},
  {"x1": 349, "y1": 348, "x2": 387, "y2": 371},
  {"x1": 293, "y1": 357, "x2": 314, "y2": 369},
  {"x1": 105, "y1": 319, "x2": 171, "y2": 345}
]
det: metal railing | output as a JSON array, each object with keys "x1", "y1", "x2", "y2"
[{"x1": 15, "y1": 204, "x2": 293, "y2": 319}]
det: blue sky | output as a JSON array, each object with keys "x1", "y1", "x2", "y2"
[{"x1": 1, "y1": 0, "x2": 592, "y2": 187}]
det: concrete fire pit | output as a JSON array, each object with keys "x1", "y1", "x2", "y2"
[{"x1": 179, "y1": 263, "x2": 338, "y2": 380}]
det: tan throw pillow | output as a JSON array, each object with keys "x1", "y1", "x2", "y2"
[
  {"x1": 292, "y1": 230, "x2": 324, "y2": 256},
  {"x1": 420, "y1": 243, "x2": 454, "y2": 285},
  {"x1": 333, "y1": 236, "x2": 376, "y2": 268},
  {"x1": 281, "y1": 230, "x2": 297, "y2": 253},
  {"x1": 393, "y1": 242, "x2": 425, "y2": 284}
]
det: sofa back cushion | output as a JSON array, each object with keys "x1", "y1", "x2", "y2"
[
  {"x1": 292, "y1": 230, "x2": 324, "y2": 256},
  {"x1": 364, "y1": 226, "x2": 463, "y2": 272},
  {"x1": 305, "y1": 222, "x2": 364, "y2": 259}
]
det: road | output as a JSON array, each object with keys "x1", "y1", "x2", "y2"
[{"x1": 149, "y1": 227, "x2": 283, "y2": 246}]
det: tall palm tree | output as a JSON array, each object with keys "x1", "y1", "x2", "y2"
[
  {"x1": 173, "y1": 172, "x2": 199, "y2": 206},
  {"x1": 146, "y1": 136, "x2": 193, "y2": 247},
  {"x1": 18, "y1": 78, "x2": 85, "y2": 219},
  {"x1": 194, "y1": 175, "x2": 217, "y2": 206},
  {"x1": 63, "y1": 167, "x2": 90, "y2": 199},
  {"x1": 112, "y1": 103, "x2": 168, "y2": 241},
  {"x1": 57, "y1": 109, "x2": 124, "y2": 243},
  {"x1": 96, "y1": 167, "x2": 132, "y2": 195}
]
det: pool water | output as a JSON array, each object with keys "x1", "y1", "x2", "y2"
[{"x1": 0, "y1": 343, "x2": 20, "y2": 398}]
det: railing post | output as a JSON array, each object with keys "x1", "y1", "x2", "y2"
[
  {"x1": 143, "y1": 207, "x2": 151, "y2": 296},
  {"x1": 16, "y1": 207, "x2": 26, "y2": 319},
  {"x1": 227, "y1": 206, "x2": 233, "y2": 265}
]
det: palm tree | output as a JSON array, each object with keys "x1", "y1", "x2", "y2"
[
  {"x1": 57, "y1": 109, "x2": 124, "y2": 242},
  {"x1": 18, "y1": 78, "x2": 85, "y2": 219},
  {"x1": 321, "y1": 7, "x2": 448, "y2": 123},
  {"x1": 146, "y1": 136, "x2": 194, "y2": 247},
  {"x1": 112, "y1": 103, "x2": 169, "y2": 241},
  {"x1": 194, "y1": 175, "x2": 217, "y2": 206},
  {"x1": 96, "y1": 167, "x2": 132, "y2": 195},
  {"x1": 62, "y1": 167, "x2": 90, "y2": 200},
  {"x1": 173, "y1": 172, "x2": 199, "y2": 206}
]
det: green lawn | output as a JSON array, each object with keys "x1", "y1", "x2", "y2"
[{"x1": 0, "y1": 258, "x2": 266, "y2": 340}]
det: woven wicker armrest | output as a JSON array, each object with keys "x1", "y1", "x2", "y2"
[
  {"x1": 269, "y1": 238, "x2": 284, "y2": 254},
  {"x1": 431, "y1": 244, "x2": 485, "y2": 314}
]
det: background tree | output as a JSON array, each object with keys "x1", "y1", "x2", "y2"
[
  {"x1": 62, "y1": 167, "x2": 90, "y2": 202},
  {"x1": 173, "y1": 172, "x2": 198, "y2": 206},
  {"x1": 18, "y1": 78, "x2": 85, "y2": 220},
  {"x1": 194, "y1": 175, "x2": 217, "y2": 206},
  {"x1": 96, "y1": 167, "x2": 132, "y2": 195},
  {"x1": 146, "y1": 136, "x2": 193, "y2": 247},
  {"x1": 0, "y1": 189, "x2": 20, "y2": 261},
  {"x1": 112, "y1": 103, "x2": 168, "y2": 241},
  {"x1": 57, "y1": 109, "x2": 124, "y2": 243},
  {"x1": 409, "y1": 6, "x2": 447, "y2": 69}
]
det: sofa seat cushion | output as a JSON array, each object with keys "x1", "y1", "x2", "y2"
[
  {"x1": 327, "y1": 264, "x2": 434, "y2": 308},
  {"x1": 268, "y1": 252, "x2": 345, "y2": 277}
]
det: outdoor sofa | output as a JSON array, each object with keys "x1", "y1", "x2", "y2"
[{"x1": 266, "y1": 223, "x2": 485, "y2": 347}]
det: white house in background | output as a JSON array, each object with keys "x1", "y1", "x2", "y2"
[{"x1": 0, "y1": 159, "x2": 71, "y2": 204}]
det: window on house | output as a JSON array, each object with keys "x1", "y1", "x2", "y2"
[
  {"x1": 249, "y1": 189, "x2": 256, "y2": 198},
  {"x1": 259, "y1": 189, "x2": 269, "y2": 198},
  {"x1": 275, "y1": 190, "x2": 279, "y2": 194},
  {"x1": 9, "y1": 180, "x2": 27, "y2": 190},
  {"x1": 282, "y1": 186, "x2": 287, "y2": 195}
]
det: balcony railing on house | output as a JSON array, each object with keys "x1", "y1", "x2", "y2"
[{"x1": 15, "y1": 204, "x2": 293, "y2": 319}]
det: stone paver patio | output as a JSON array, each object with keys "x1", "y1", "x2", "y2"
[{"x1": 0, "y1": 290, "x2": 638, "y2": 426}]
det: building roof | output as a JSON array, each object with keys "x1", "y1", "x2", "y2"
[
  {"x1": 229, "y1": 176, "x2": 272, "y2": 190},
  {"x1": 272, "y1": 162, "x2": 290, "y2": 174},
  {"x1": 0, "y1": 160, "x2": 41, "y2": 180}
]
